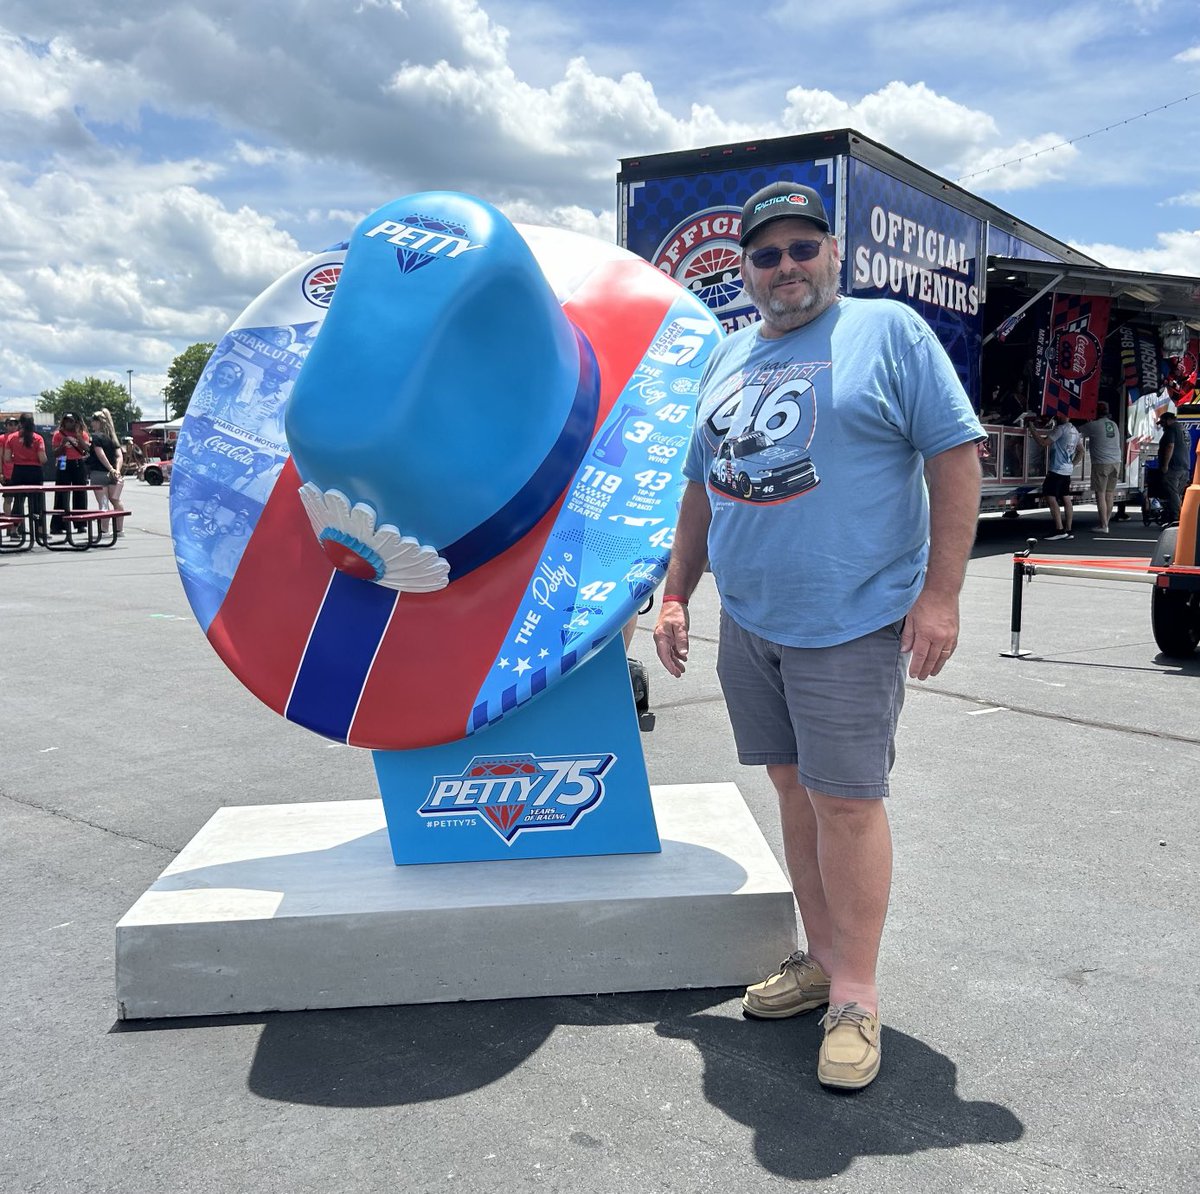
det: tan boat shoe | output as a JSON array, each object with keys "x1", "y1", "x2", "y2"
[
  {"x1": 742, "y1": 950, "x2": 831, "y2": 1019},
  {"x1": 817, "y1": 1001, "x2": 881, "y2": 1090}
]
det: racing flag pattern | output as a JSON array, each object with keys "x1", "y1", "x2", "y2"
[{"x1": 1039, "y1": 293, "x2": 1112, "y2": 421}]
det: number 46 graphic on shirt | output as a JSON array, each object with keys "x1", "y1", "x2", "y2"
[{"x1": 706, "y1": 362, "x2": 829, "y2": 446}]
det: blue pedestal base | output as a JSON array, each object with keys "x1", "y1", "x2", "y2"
[{"x1": 373, "y1": 639, "x2": 660, "y2": 864}]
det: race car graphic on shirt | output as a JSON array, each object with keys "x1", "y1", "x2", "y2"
[
  {"x1": 710, "y1": 429, "x2": 819, "y2": 501},
  {"x1": 704, "y1": 360, "x2": 829, "y2": 504}
]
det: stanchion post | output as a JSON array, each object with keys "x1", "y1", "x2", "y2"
[{"x1": 1000, "y1": 539, "x2": 1036, "y2": 658}]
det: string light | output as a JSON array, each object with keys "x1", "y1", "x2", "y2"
[{"x1": 956, "y1": 90, "x2": 1200, "y2": 183}]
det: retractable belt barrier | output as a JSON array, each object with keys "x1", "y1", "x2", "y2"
[{"x1": 1001, "y1": 539, "x2": 1158, "y2": 658}]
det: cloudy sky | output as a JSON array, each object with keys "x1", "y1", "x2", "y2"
[{"x1": 3, "y1": 0, "x2": 1199, "y2": 413}]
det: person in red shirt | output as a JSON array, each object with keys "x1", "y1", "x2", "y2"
[
  {"x1": 1, "y1": 415, "x2": 17, "y2": 533},
  {"x1": 50, "y1": 411, "x2": 91, "y2": 534},
  {"x1": 2, "y1": 414, "x2": 48, "y2": 532}
]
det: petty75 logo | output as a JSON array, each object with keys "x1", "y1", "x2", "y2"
[{"x1": 419, "y1": 753, "x2": 615, "y2": 843}]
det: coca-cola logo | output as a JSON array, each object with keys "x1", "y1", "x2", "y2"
[
  {"x1": 203, "y1": 435, "x2": 256, "y2": 465},
  {"x1": 1052, "y1": 331, "x2": 1100, "y2": 383}
]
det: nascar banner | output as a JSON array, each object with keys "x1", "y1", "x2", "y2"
[
  {"x1": 1039, "y1": 294, "x2": 1112, "y2": 421},
  {"x1": 1119, "y1": 323, "x2": 1160, "y2": 405}
]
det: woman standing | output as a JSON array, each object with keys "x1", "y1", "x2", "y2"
[
  {"x1": 87, "y1": 409, "x2": 125, "y2": 535},
  {"x1": 2, "y1": 414, "x2": 48, "y2": 539},
  {"x1": 50, "y1": 412, "x2": 91, "y2": 534}
]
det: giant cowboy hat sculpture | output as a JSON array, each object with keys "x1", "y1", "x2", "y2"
[{"x1": 170, "y1": 193, "x2": 723, "y2": 752}]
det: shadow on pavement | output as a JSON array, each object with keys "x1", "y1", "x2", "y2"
[
  {"x1": 656, "y1": 1008, "x2": 1023, "y2": 1180},
  {"x1": 972, "y1": 512, "x2": 1163, "y2": 562},
  {"x1": 116, "y1": 988, "x2": 1023, "y2": 1179}
]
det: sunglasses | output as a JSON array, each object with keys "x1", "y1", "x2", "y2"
[{"x1": 746, "y1": 237, "x2": 827, "y2": 269}]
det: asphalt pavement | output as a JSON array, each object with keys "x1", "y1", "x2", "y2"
[{"x1": 2, "y1": 485, "x2": 1198, "y2": 1193}]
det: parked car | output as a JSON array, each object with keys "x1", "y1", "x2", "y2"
[{"x1": 141, "y1": 458, "x2": 173, "y2": 486}]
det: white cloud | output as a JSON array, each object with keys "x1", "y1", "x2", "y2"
[
  {"x1": 781, "y1": 81, "x2": 998, "y2": 172},
  {"x1": 1174, "y1": 45, "x2": 1200, "y2": 63},
  {"x1": 0, "y1": 143, "x2": 304, "y2": 399},
  {"x1": 0, "y1": 0, "x2": 1180, "y2": 406},
  {"x1": 498, "y1": 198, "x2": 613, "y2": 243},
  {"x1": 775, "y1": 81, "x2": 1079, "y2": 192},
  {"x1": 1071, "y1": 229, "x2": 1200, "y2": 275},
  {"x1": 956, "y1": 135, "x2": 1080, "y2": 192},
  {"x1": 1163, "y1": 190, "x2": 1200, "y2": 207}
]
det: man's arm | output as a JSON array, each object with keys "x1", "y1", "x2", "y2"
[
  {"x1": 653, "y1": 480, "x2": 711, "y2": 678},
  {"x1": 903, "y1": 441, "x2": 981, "y2": 681}
]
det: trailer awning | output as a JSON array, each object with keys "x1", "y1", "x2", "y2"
[{"x1": 988, "y1": 256, "x2": 1200, "y2": 326}]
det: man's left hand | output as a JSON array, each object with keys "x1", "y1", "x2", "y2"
[{"x1": 901, "y1": 590, "x2": 960, "y2": 680}]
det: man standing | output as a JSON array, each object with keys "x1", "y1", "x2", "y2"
[
  {"x1": 1158, "y1": 411, "x2": 1193, "y2": 524},
  {"x1": 1030, "y1": 412, "x2": 1081, "y2": 540},
  {"x1": 1080, "y1": 401, "x2": 1122, "y2": 534},
  {"x1": 653, "y1": 181, "x2": 982, "y2": 1091}
]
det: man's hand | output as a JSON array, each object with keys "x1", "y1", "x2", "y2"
[
  {"x1": 901, "y1": 590, "x2": 960, "y2": 680},
  {"x1": 653, "y1": 601, "x2": 691, "y2": 678}
]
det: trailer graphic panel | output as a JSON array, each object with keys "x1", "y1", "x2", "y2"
[
  {"x1": 624, "y1": 160, "x2": 837, "y2": 334},
  {"x1": 844, "y1": 157, "x2": 985, "y2": 404}
]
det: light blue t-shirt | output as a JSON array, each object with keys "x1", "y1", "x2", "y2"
[
  {"x1": 683, "y1": 296, "x2": 983, "y2": 647},
  {"x1": 1046, "y1": 421, "x2": 1081, "y2": 475}
]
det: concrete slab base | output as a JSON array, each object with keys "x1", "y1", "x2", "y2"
[{"x1": 115, "y1": 783, "x2": 796, "y2": 1019}]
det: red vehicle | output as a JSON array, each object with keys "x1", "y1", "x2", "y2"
[{"x1": 141, "y1": 457, "x2": 173, "y2": 486}]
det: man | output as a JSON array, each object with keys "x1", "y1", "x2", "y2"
[
  {"x1": 1158, "y1": 411, "x2": 1193, "y2": 524},
  {"x1": 1080, "y1": 401, "x2": 1122, "y2": 533},
  {"x1": 1030, "y1": 411, "x2": 1081, "y2": 540},
  {"x1": 653, "y1": 181, "x2": 982, "y2": 1091}
]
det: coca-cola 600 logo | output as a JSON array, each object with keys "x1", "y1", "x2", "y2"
[{"x1": 1051, "y1": 330, "x2": 1102, "y2": 384}]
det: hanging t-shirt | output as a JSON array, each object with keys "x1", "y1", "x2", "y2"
[{"x1": 683, "y1": 296, "x2": 984, "y2": 648}]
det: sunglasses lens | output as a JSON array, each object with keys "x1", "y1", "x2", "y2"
[
  {"x1": 788, "y1": 241, "x2": 822, "y2": 262},
  {"x1": 748, "y1": 239, "x2": 824, "y2": 269}
]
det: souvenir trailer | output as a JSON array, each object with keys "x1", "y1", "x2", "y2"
[{"x1": 618, "y1": 127, "x2": 1200, "y2": 518}]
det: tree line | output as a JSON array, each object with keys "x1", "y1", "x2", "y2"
[{"x1": 32, "y1": 342, "x2": 217, "y2": 435}]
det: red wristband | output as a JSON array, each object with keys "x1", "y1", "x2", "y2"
[{"x1": 662, "y1": 594, "x2": 689, "y2": 606}]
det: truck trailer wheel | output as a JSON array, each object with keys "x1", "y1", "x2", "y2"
[{"x1": 1151, "y1": 587, "x2": 1200, "y2": 658}]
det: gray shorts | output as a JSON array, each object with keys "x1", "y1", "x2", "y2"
[{"x1": 716, "y1": 610, "x2": 909, "y2": 799}]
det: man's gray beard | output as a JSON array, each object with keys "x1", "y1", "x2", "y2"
[{"x1": 745, "y1": 257, "x2": 840, "y2": 329}]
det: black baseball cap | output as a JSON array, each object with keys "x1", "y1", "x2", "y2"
[{"x1": 739, "y1": 182, "x2": 830, "y2": 246}]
